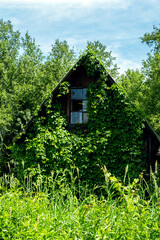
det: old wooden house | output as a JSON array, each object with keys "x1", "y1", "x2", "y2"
[{"x1": 17, "y1": 52, "x2": 160, "y2": 178}]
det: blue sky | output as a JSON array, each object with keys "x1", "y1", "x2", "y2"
[{"x1": 0, "y1": 0, "x2": 160, "y2": 73}]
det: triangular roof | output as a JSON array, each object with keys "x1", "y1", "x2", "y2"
[
  {"x1": 40, "y1": 52, "x2": 115, "y2": 106},
  {"x1": 20, "y1": 52, "x2": 160, "y2": 144},
  {"x1": 23, "y1": 52, "x2": 115, "y2": 131}
]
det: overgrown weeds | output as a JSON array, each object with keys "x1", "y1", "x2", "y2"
[{"x1": 0, "y1": 166, "x2": 160, "y2": 239}]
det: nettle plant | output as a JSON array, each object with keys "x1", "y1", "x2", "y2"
[{"x1": 12, "y1": 52, "x2": 146, "y2": 186}]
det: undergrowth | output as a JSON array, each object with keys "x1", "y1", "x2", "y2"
[{"x1": 0, "y1": 166, "x2": 160, "y2": 239}]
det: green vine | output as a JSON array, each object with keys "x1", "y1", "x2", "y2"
[
  {"x1": 11, "y1": 52, "x2": 147, "y2": 187},
  {"x1": 57, "y1": 81, "x2": 70, "y2": 97}
]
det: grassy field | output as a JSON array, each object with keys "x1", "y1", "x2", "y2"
[{"x1": 0, "y1": 167, "x2": 160, "y2": 239}]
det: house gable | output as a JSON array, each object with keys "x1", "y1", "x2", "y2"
[{"x1": 13, "y1": 51, "x2": 160, "y2": 181}]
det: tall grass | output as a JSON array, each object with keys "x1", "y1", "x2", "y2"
[{"x1": 0, "y1": 166, "x2": 160, "y2": 239}]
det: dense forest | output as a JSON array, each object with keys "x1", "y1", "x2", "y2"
[{"x1": 0, "y1": 19, "x2": 160, "y2": 175}]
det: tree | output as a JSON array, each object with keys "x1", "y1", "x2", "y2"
[
  {"x1": 13, "y1": 32, "x2": 45, "y2": 129},
  {"x1": 86, "y1": 41, "x2": 119, "y2": 78},
  {"x1": 141, "y1": 25, "x2": 160, "y2": 53},
  {"x1": 0, "y1": 27, "x2": 46, "y2": 172},
  {"x1": 118, "y1": 25, "x2": 160, "y2": 135},
  {"x1": 141, "y1": 24, "x2": 160, "y2": 134},
  {"x1": 0, "y1": 21, "x2": 77, "y2": 174},
  {"x1": 44, "y1": 39, "x2": 76, "y2": 95},
  {"x1": 0, "y1": 20, "x2": 20, "y2": 157},
  {"x1": 118, "y1": 69, "x2": 145, "y2": 112}
]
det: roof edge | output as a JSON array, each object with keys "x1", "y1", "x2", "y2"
[{"x1": 145, "y1": 120, "x2": 160, "y2": 143}]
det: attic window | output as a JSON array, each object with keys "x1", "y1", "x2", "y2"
[{"x1": 70, "y1": 88, "x2": 88, "y2": 124}]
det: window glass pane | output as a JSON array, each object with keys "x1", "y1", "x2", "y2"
[
  {"x1": 70, "y1": 88, "x2": 88, "y2": 124},
  {"x1": 71, "y1": 100, "x2": 83, "y2": 111},
  {"x1": 83, "y1": 112, "x2": 88, "y2": 123},
  {"x1": 83, "y1": 100, "x2": 87, "y2": 111},
  {"x1": 83, "y1": 89, "x2": 88, "y2": 99},
  {"x1": 71, "y1": 112, "x2": 82, "y2": 124},
  {"x1": 71, "y1": 89, "x2": 83, "y2": 99}
]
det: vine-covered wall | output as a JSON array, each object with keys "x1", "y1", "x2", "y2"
[{"x1": 11, "y1": 51, "x2": 147, "y2": 186}]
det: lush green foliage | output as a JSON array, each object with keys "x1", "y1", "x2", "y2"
[
  {"x1": 0, "y1": 21, "x2": 76, "y2": 173},
  {"x1": 0, "y1": 169, "x2": 160, "y2": 239},
  {"x1": 141, "y1": 24, "x2": 160, "y2": 52},
  {"x1": 86, "y1": 41, "x2": 119, "y2": 78},
  {"x1": 119, "y1": 24, "x2": 160, "y2": 135},
  {"x1": 0, "y1": 20, "x2": 119, "y2": 174},
  {"x1": 11, "y1": 52, "x2": 146, "y2": 186},
  {"x1": 140, "y1": 25, "x2": 160, "y2": 134},
  {"x1": 118, "y1": 69, "x2": 145, "y2": 112}
]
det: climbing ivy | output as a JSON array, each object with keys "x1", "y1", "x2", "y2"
[
  {"x1": 11, "y1": 52, "x2": 147, "y2": 187},
  {"x1": 57, "y1": 81, "x2": 70, "y2": 97}
]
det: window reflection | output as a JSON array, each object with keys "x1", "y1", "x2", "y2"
[
  {"x1": 70, "y1": 88, "x2": 88, "y2": 124},
  {"x1": 71, "y1": 112, "x2": 82, "y2": 124}
]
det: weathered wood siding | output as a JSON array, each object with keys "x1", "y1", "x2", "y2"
[{"x1": 56, "y1": 65, "x2": 99, "y2": 122}]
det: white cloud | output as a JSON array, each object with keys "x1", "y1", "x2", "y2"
[
  {"x1": 0, "y1": 0, "x2": 131, "y2": 9},
  {"x1": 117, "y1": 59, "x2": 142, "y2": 74},
  {"x1": 107, "y1": 42, "x2": 143, "y2": 74},
  {"x1": 116, "y1": 54, "x2": 142, "y2": 74},
  {"x1": 1, "y1": 0, "x2": 158, "y2": 73},
  {"x1": 0, "y1": 0, "x2": 132, "y2": 26}
]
